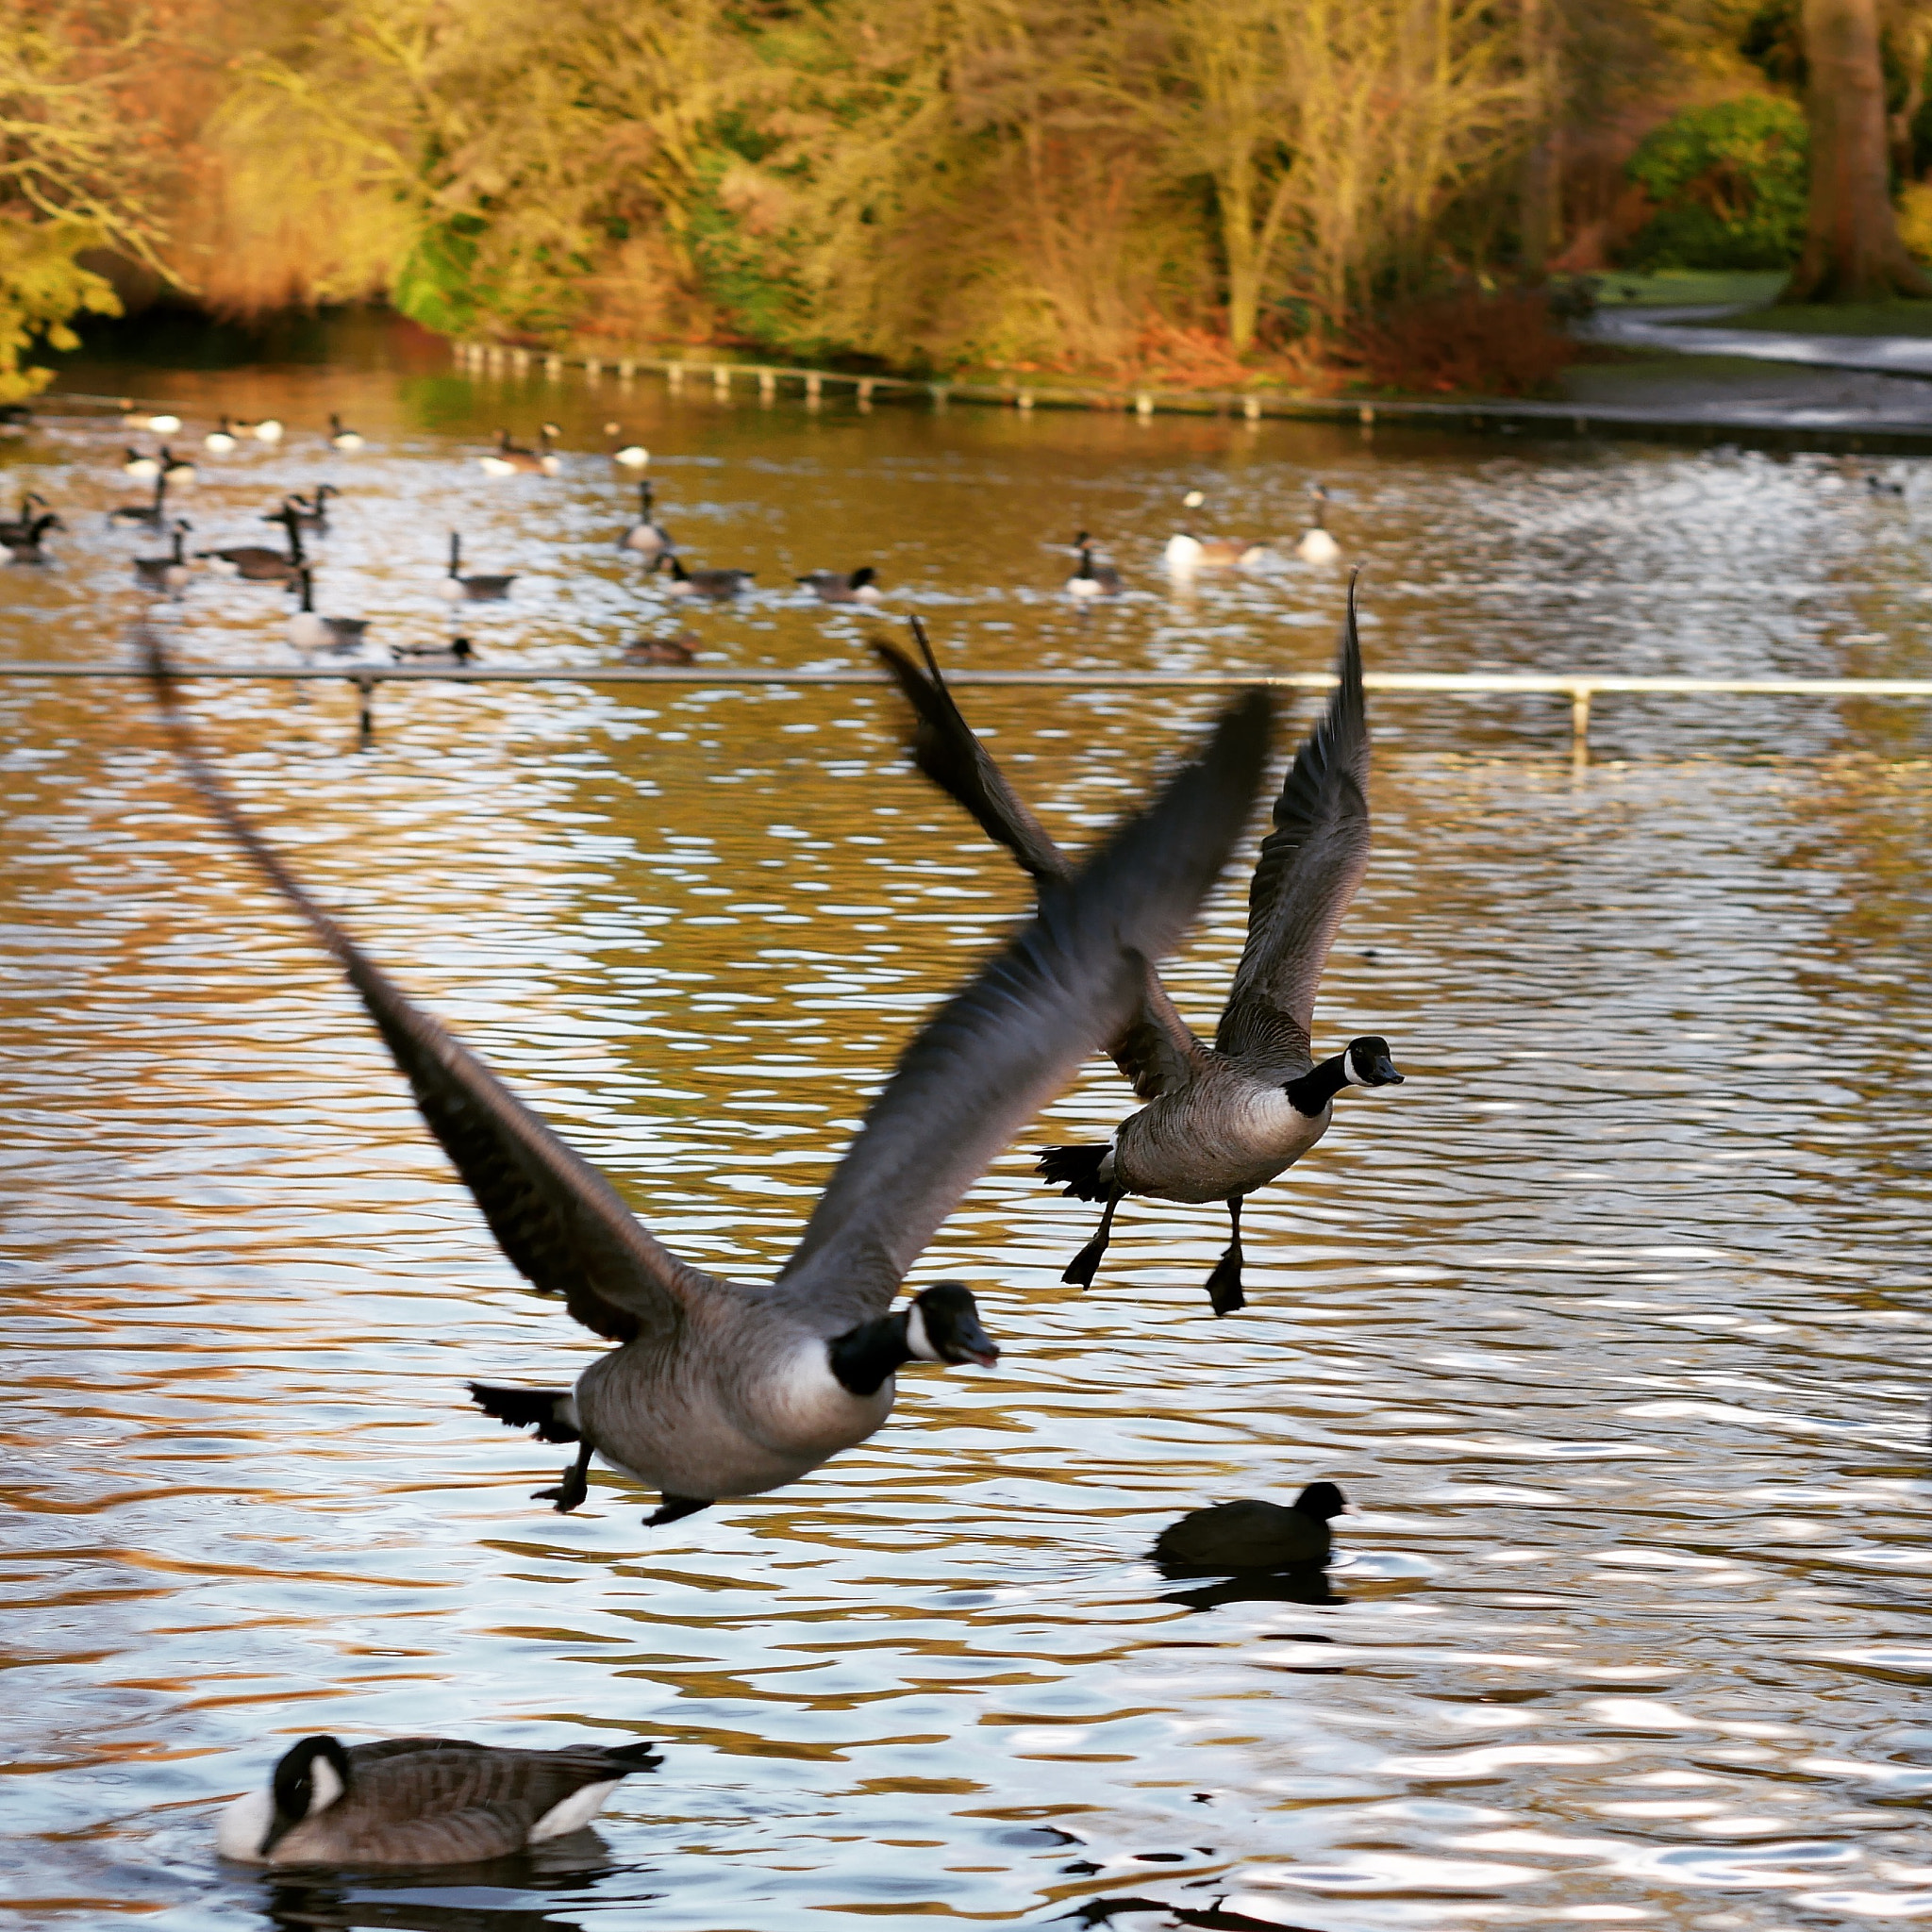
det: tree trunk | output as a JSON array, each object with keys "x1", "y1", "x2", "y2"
[{"x1": 1784, "y1": 0, "x2": 1932, "y2": 302}]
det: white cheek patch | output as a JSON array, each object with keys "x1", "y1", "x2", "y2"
[
  {"x1": 1340, "y1": 1048, "x2": 1363, "y2": 1087},
  {"x1": 905, "y1": 1303, "x2": 942, "y2": 1363},
  {"x1": 309, "y1": 1756, "x2": 345, "y2": 1814},
  {"x1": 216, "y1": 1789, "x2": 275, "y2": 1863}
]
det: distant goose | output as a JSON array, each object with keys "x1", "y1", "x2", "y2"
[
  {"x1": 287, "y1": 567, "x2": 375, "y2": 657},
  {"x1": 134, "y1": 520, "x2": 192, "y2": 595},
  {"x1": 436, "y1": 532, "x2": 516, "y2": 602},
  {"x1": 658, "y1": 554, "x2": 751, "y2": 600},
  {"x1": 605, "y1": 423, "x2": 649, "y2": 467},
  {"x1": 1164, "y1": 530, "x2": 1269, "y2": 573},
  {"x1": 875, "y1": 580, "x2": 1401, "y2": 1315},
  {"x1": 161, "y1": 447, "x2": 198, "y2": 485},
  {"x1": 239, "y1": 418, "x2": 284, "y2": 444},
  {"x1": 393, "y1": 634, "x2": 477, "y2": 664},
  {"x1": 217, "y1": 1733, "x2": 661, "y2": 1867},
  {"x1": 478, "y1": 425, "x2": 560, "y2": 476},
  {"x1": 5, "y1": 511, "x2": 61, "y2": 563},
  {"x1": 619, "y1": 481, "x2": 673, "y2": 559},
  {"x1": 205, "y1": 417, "x2": 238, "y2": 454},
  {"x1": 1154, "y1": 1482, "x2": 1354, "y2": 1573},
  {"x1": 265, "y1": 485, "x2": 340, "y2": 531},
  {"x1": 147, "y1": 638, "x2": 1271, "y2": 1528},
  {"x1": 123, "y1": 447, "x2": 160, "y2": 480},
  {"x1": 108, "y1": 473, "x2": 169, "y2": 527},
  {"x1": 0, "y1": 491, "x2": 47, "y2": 541},
  {"x1": 798, "y1": 565, "x2": 881, "y2": 606},
  {"x1": 198, "y1": 508, "x2": 304, "y2": 583},
  {"x1": 1296, "y1": 485, "x2": 1341, "y2": 564},
  {"x1": 327, "y1": 412, "x2": 364, "y2": 451},
  {"x1": 123, "y1": 409, "x2": 181, "y2": 434},
  {"x1": 624, "y1": 631, "x2": 697, "y2": 664},
  {"x1": 1066, "y1": 532, "x2": 1122, "y2": 598}
]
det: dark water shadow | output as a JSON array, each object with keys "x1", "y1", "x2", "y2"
[
  {"x1": 1155, "y1": 1564, "x2": 1342, "y2": 1613},
  {"x1": 1060, "y1": 1893, "x2": 1320, "y2": 1930}
]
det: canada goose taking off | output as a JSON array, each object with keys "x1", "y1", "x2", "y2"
[
  {"x1": 327, "y1": 412, "x2": 364, "y2": 451},
  {"x1": 619, "y1": 480, "x2": 673, "y2": 559},
  {"x1": 1296, "y1": 485, "x2": 1341, "y2": 564},
  {"x1": 798, "y1": 565, "x2": 881, "y2": 606},
  {"x1": 1066, "y1": 532, "x2": 1122, "y2": 598},
  {"x1": 134, "y1": 520, "x2": 192, "y2": 595},
  {"x1": 123, "y1": 446, "x2": 160, "y2": 480},
  {"x1": 217, "y1": 1733, "x2": 661, "y2": 1866},
  {"x1": 605, "y1": 422, "x2": 649, "y2": 467},
  {"x1": 437, "y1": 532, "x2": 516, "y2": 601},
  {"x1": 287, "y1": 567, "x2": 375, "y2": 658},
  {"x1": 266, "y1": 484, "x2": 340, "y2": 531},
  {"x1": 624, "y1": 631, "x2": 697, "y2": 664},
  {"x1": 1154, "y1": 1481, "x2": 1353, "y2": 1574},
  {"x1": 205, "y1": 416, "x2": 237, "y2": 454},
  {"x1": 147, "y1": 635, "x2": 1272, "y2": 1526},
  {"x1": 5, "y1": 511, "x2": 61, "y2": 563},
  {"x1": 658, "y1": 554, "x2": 751, "y2": 600},
  {"x1": 875, "y1": 582, "x2": 1401, "y2": 1316},
  {"x1": 198, "y1": 507, "x2": 305, "y2": 583},
  {"x1": 108, "y1": 472, "x2": 168, "y2": 527}
]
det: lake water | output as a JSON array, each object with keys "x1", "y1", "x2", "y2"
[{"x1": 3, "y1": 324, "x2": 1929, "y2": 1930}]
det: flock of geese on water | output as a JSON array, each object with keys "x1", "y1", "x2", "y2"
[
  {"x1": 25, "y1": 403, "x2": 1373, "y2": 1871},
  {"x1": 8, "y1": 410, "x2": 1344, "y2": 674}
]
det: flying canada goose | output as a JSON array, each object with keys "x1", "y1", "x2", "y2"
[
  {"x1": 134, "y1": 520, "x2": 192, "y2": 594},
  {"x1": 619, "y1": 480, "x2": 673, "y2": 559},
  {"x1": 797, "y1": 565, "x2": 882, "y2": 606},
  {"x1": 198, "y1": 507, "x2": 305, "y2": 583},
  {"x1": 624, "y1": 631, "x2": 696, "y2": 664},
  {"x1": 205, "y1": 416, "x2": 238, "y2": 454},
  {"x1": 874, "y1": 585, "x2": 1401, "y2": 1315},
  {"x1": 328, "y1": 412, "x2": 364, "y2": 451},
  {"x1": 1066, "y1": 533, "x2": 1123, "y2": 598},
  {"x1": 1154, "y1": 1481, "x2": 1354, "y2": 1574},
  {"x1": 1296, "y1": 485, "x2": 1341, "y2": 564},
  {"x1": 123, "y1": 409, "x2": 181, "y2": 434},
  {"x1": 217, "y1": 1733, "x2": 661, "y2": 1867},
  {"x1": 161, "y1": 446, "x2": 197, "y2": 485},
  {"x1": 0, "y1": 491, "x2": 47, "y2": 542},
  {"x1": 287, "y1": 567, "x2": 375, "y2": 657},
  {"x1": 123, "y1": 446, "x2": 160, "y2": 480},
  {"x1": 393, "y1": 634, "x2": 477, "y2": 664},
  {"x1": 605, "y1": 423, "x2": 650, "y2": 468},
  {"x1": 146, "y1": 638, "x2": 1272, "y2": 1526},
  {"x1": 658, "y1": 554, "x2": 751, "y2": 600},
  {"x1": 5, "y1": 511, "x2": 61, "y2": 563},
  {"x1": 265, "y1": 485, "x2": 340, "y2": 531},
  {"x1": 108, "y1": 472, "x2": 169, "y2": 527},
  {"x1": 437, "y1": 532, "x2": 516, "y2": 602}
]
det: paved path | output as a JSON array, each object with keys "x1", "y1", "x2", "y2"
[{"x1": 1585, "y1": 304, "x2": 1932, "y2": 379}]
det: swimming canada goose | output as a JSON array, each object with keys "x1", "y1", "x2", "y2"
[
  {"x1": 108, "y1": 472, "x2": 169, "y2": 527},
  {"x1": 624, "y1": 631, "x2": 697, "y2": 664},
  {"x1": 0, "y1": 491, "x2": 47, "y2": 541},
  {"x1": 147, "y1": 639, "x2": 1272, "y2": 1525},
  {"x1": 658, "y1": 554, "x2": 751, "y2": 600},
  {"x1": 161, "y1": 446, "x2": 197, "y2": 485},
  {"x1": 205, "y1": 416, "x2": 238, "y2": 454},
  {"x1": 123, "y1": 446, "x2": 160, "y2": 480},
  {"x1": 436, "y1": 532, "x2": 516, "y2": 602},
  {"x1": 1296, "y1": 485, "x2": 1341, "y2": 564},
  {"x1": 605, "y1": 423, "x2": 650, "y2": 468},
  {"x1": 123, "y1": 409, "x2": 181, "y2": 434},
  {"x1": 217, "y1": 1733, "x2": 661, "y2": 1866},
  {"x1": 1154, "y1": 1481, "x2": 1353, "y2": 1574},
  {"x1": 265, "y1": 485, "x2": 340, "y2": 531},
  {"x1": 619, "y1": 481, "x2": 673, "y2": 559},
  {"x1": 1163, "y1": 530, "x2": 1269, "y2": 573},
  {"x1": 798, "y1": 565, "x2": 882, "y2": 606},
  {"x1": 393, "y1": 634, "x2": 477, "y2": 664},
  {"x1": 5, "y1": 511, "x2": 61, "y2": 563},
  {"x1": 478, "y1": 425, "x2": 561, "y2": 476},
  {"x1": 875, "y1": 584, "x2": 1401, "y2": 1315},
  {"x1": 287, "y1": 567, "x2": 375, "y2": 657},
  {"x1": 1066, "y1": 533, "x2": 1123, "y2": 598},
  {"x1": 327, "y1": 412, "x2": 364, "y2": 451},
  {"x1": 198, "y1": 507, "x2": 305, "y2": 583},
  {"x1": 133, "y1": 520, "x2": 192, "y2": 595}
]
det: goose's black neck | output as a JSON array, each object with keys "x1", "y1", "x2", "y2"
[
  {"x1": 827, "y1": 1311, "x2": 912, "y2": 1397},
  {"x1": 1285, "y1": 1052, "x2": 1350, "y2": 1118}
]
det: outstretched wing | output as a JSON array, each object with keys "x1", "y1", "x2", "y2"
[
  {"x1": 1214, "y1": 575, "x2": 1372, "y2": 1080},
  {"x1": 144, "y1": 634, "x2": 717, "y2": 1345},
  {"x1": 774, "y1": 688, "x2": 1274, "y2": 1331},
  {"x1": 874, "y1": 625, "x2": 1209, "y2": 1100}
]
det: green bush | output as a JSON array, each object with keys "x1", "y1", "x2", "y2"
[{"x1": 1620, "y1": 96, "x2": 1808, "y2": 272}]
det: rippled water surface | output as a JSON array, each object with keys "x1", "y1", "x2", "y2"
[{"x1": 4, "y1": 331, "x2": 1930, "y2": 1930}]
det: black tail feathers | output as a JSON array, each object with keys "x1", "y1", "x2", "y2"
[
  {"x1": 467, "y1": 1382, "x2": 579, "y2": 1443},
  {"x1": 1038, "y1": 1143, "x2": 1111, "y2": 1201},
  {"x1": 605, "y1": 1740, "x2": 663, "y2": 1773}
]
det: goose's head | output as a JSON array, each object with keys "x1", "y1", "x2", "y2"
[
  {"x1": 219, "y1": 1734, "x2": 350, "y2": 1861},
  {"x1": 1341, "y1": 1036, "x2": 1404, "y2": 1088},
  {"x1": 828, "y1": 1282, "x2": 998, "y2": 1397}
]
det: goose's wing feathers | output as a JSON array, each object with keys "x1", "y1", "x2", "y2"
[
  {"x1": 774, "y1": 690, "x2": 1273, "y2": 1330},
  {"x1": 1214, "y1": 580, "x2": 1370, "y2": 1079},
  {"x1": 144, "y1": 638, "x2": 716, "y2": 1345},
  {"x1": 874, "y1": 633, "x2": 1209, "y2": 1101}
]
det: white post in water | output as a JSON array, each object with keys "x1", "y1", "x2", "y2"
[
  {"x1": 1571, "y1": 685, "x2": 1592, "y2": 758},
  {"x1": 713, "y1": 364, "x2": 731, "y2": 396},
  {"x1": 758, "y1": 370, "x2": 776, "y2": 402},
  {"x1": 668, "y1": 362, "x2": 684, "y2": 392},
  {"x1": 805, "y1": 374, "x2": 822, "y2": 408}
]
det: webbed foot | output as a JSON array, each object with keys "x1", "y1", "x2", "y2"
[
  {"x1": 1061, "y1": 1236, "x2": 1108, "y2": 1290},
  {"x1": 535, "y1": 1438, "x2": 594, "y2": 1512},
  {"x1": 1205, "y1": 1241, "x2": 1245, "y2": 1317},
  {"x1": 645, "y1": 1494, "x2": 712, "y2": 1527}
]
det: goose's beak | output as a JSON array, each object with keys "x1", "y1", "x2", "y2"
[{"x1": 951, "y1": 1316, "x2": 1000, "y2": 1369}]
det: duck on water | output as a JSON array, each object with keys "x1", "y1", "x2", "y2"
[
  {"x1": 874, "y1": 586, "x2": 1402, "y2": 1316},
  {"x1": 145, "y1": 637, "x2": 1273, "y2": 1527}
]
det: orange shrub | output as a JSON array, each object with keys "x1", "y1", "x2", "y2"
[{"x1": 1340, "y1": 285, "x2": 1581, "y2": 397}]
